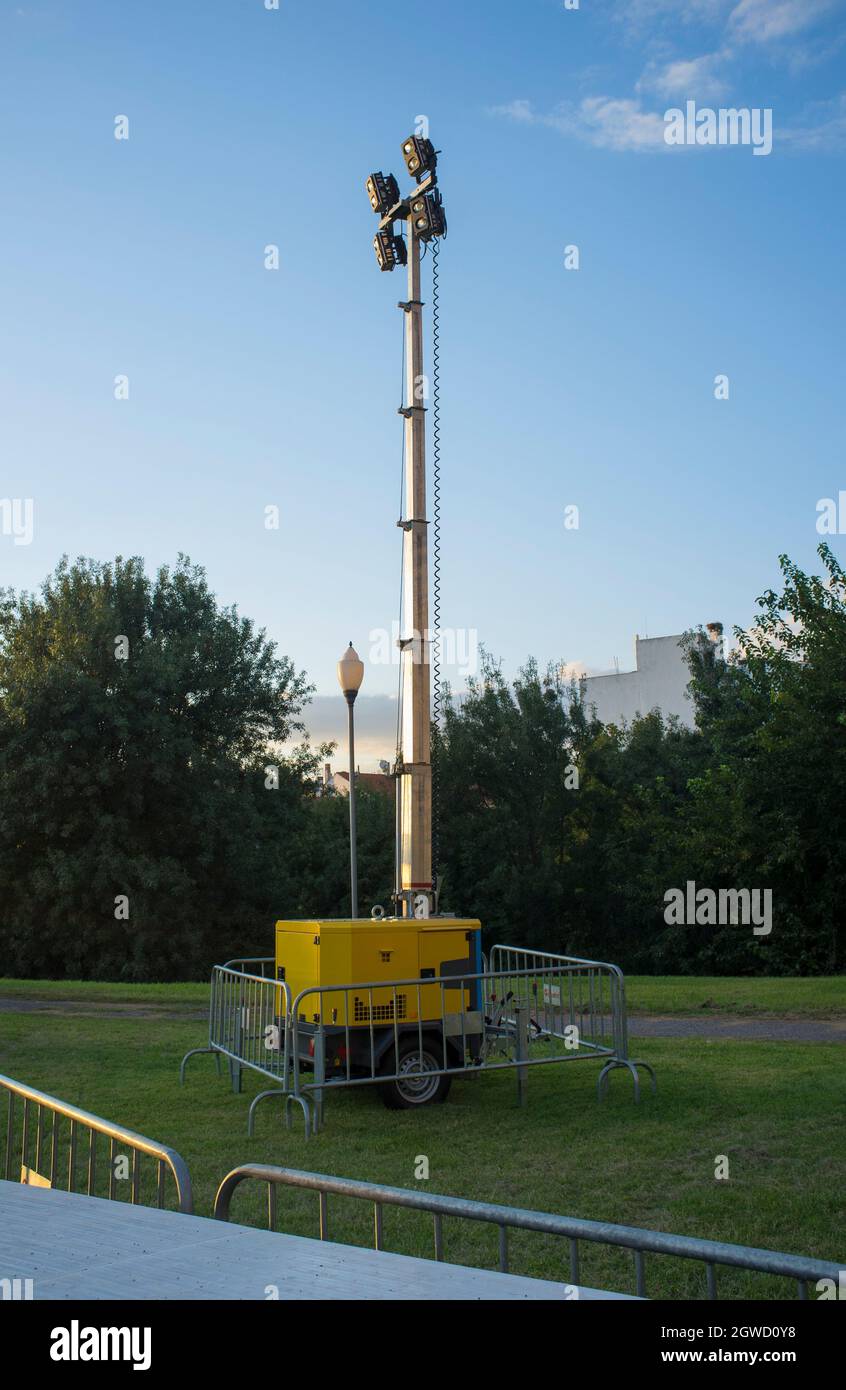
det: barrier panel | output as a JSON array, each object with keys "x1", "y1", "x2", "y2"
[
  {"x1": 181, "y1": 964, "x2": 292, "y2": 1103},
  {"x1": 0, "y1": 1072, "x2": 193, "y2": 1214},
  {"x1": 488, "y1": 944, "x2": 634, "y2": 1062},
  {"x1": 212, "y1": 1164, "x2": 843, "y2": 1300}
]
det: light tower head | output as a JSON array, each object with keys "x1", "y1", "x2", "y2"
[
  {"x1": 409, "y1": 189, "x2": 447, "y2": 242},
  {"x1": 365, "y1": 171, "x2": 400, "y2": 216},
  {"x1": 401, "y1": 135, "x2": 438, "y2": 183},
  {"x1": 373, "y1": 227, "x2": 407, "y2": 272}
]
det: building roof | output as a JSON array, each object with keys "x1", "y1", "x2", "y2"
[{"x1": 333, "y1": 770, "x2": 394, "y2": 798}]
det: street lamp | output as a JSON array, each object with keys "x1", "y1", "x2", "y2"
[{"x1": 337, "y1": 642, "x2": 364, "y2": 918}]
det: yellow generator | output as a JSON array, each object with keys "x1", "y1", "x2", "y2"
[{"x1": 275, "y1": 917, "x2": 483, "y2": 1109}]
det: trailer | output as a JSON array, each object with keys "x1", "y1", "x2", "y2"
[{"x1": 276, "y1": 916, "x2": 483, "y2": 1108}]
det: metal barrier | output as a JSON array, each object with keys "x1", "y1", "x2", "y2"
[
  {"x1": 180, "y1": 964, "x2": 302, "y2": 1132},
  {"x1": 212, "y1": 1164, "x2": 844, "y2": 1300},
  {"x1": 0, "y1": 1073, "x2": 193, "y2": 1214},
  {"x1": 487, "y1": 944, "x2": 653, "y2": 1097},
  {"x1": 222, "y1": 957, "x2": 274, "y2": 977},
  {"x1": 180, "y1": 947, "x2": 655, "y2": 1134}
]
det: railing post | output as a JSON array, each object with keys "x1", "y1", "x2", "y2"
[
  {"x1": 4, "y1": 1092, "x2": 13, "y2": 1182},
  {"x1": 313, "y1": 1027, "x2": 326, "y2": 1133},
  {"x1": 231, "y1": 991, "x2": 243, "y2": 1094},
  {"x1": 514, "y1": 1003, "x2": 529, "y2": 1107}
]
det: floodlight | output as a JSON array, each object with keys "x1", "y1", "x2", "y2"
[
  {"x1": 365, "y1": 171, "x2": 400, "y2": 216},
  {"x1": 373, "y1": 228, "x2": 407, "y2": 272},
  {"x1": 401, "y1": 135, "x2": 437, "y2": 182},
  {"x1": 408, "y1": 190, "x2": 447, "y2": 242}
]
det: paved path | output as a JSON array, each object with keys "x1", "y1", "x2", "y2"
[
  {"x1": 627, "y1": 1015, "x2": 846, "y2": 1042},
  {"x1": 0, "y1": 1180, "x2": 631, "y2": 1301},
  {"x1": 1, "y1": 995, "x2": 843, "y2": 1040},
  {"x1": 0, "y1": 997, "x2": 207, "y2": 1022}
]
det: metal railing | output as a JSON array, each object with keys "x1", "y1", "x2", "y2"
[
  {"x1": 181, "y1": 963, "x2": 291, "y2": 1090},
  {"x1": 289, "y1": 955, "x2": 655, "y2": 1122},
  {"x1": 0, "y1": 1073, "x2": 193, "y2": 1214},
  {"x1": 488, "y1": 944, "x2": 629, "y2": 1056},
  {"x1": 290, "y1": 962, "x2": 615, "y2": 1090},
  {"x1": 180, "y1": 947, "x2": 655, "y2": 1133},
  {"x1": 222, "y1": 957, "x2": 274, "y2": 977},
  {"x1": 180, "y1": 964, "x2": 297, "y2": 1129},
  {"x1": 212, "y1": 1165, "x2": 844, "y2": 1300}
]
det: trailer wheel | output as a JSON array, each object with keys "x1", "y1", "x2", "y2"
[{"x1": 379, "y1": 1037, "x2": 452, "y2": 1110}]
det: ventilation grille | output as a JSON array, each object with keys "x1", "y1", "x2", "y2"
[{"x1": 354, "y1": 995, "x2": 407, "y2": 1023}]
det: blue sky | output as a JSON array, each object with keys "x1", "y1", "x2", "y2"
[{"x1": 1, "y1": 0, "x2": 844, "y2": 762}]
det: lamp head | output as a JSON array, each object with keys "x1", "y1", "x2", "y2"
[{"x1": 337, "y1": 642, "x2": 364, "y2": 702}]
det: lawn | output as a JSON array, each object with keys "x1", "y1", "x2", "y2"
[{"x1": 1, "y1": 987, "x2": 844, "y2": 1299}]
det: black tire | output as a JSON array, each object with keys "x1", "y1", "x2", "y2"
[{"x1": 379, "y1": 1036, "x2": 452, "y2": 1110}]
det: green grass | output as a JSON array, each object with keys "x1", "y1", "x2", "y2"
[
  {"x1": 2, "y1": 974, "x2": 844, "y2": 1016},
  {"x1": 624, "y1": 975, "x2": 846, "y2": 1017},
  {"x1": 1, "y1": 997, "x2": 844, "y2": 1299},
  {"x1": 0, "y1": 979, "x2": 208, "y2": 1007}
]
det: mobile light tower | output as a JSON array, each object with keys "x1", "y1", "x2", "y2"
[
  {"x1": 366, "y1": 137, "x2": 446, "y2": 919},
  {"x1": 272, "y1": 137, "x2": 481, "y2": 1110}
]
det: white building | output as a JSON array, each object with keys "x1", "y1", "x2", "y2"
[{"x1": 579, "y1": 624, "x2": 723, "y2": 730}]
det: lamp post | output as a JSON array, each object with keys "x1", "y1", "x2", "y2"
[{"x1": 337, "y1": 642, "x2": 364, "y2": 918}]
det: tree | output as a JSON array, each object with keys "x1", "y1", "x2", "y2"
[
  {"x1": 0, "y1": 555, "x2": 314, "y2": 979},
  {"x1": 682, "y1": 544, "x2": 846, "y2": 972},
  {"x1": 291, "y1": 787, "x2": 394, "y2": 920},
  {"x1": 435, "y1": 546, "x2": 846, "y2": 977},
  {"x1": 435, "y1": 654, "x2": 587, "y2": 949}
]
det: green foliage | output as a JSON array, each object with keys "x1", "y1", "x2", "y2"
[
  {"x1": 286, "y1": 787, "x2": 394, "y2": 920},
  {"x1": 2, "y1": 547, "x2": 843, "y2": 980},
  {"x1": 437, "y1": 547, "x2": 846, "y2": 976},
  {"x1": 0, "y1": 556, "x2": 315, "y2": 980}
]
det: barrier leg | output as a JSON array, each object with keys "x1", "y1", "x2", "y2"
[
  {"x1": 597, "y1": 1057, "x2": 657, "y2": 1103},
  {"x1": 179, "y1": 1047, "x2": 219, "y2": 1085},
  {"x1": 248, "y1": 1089, "x2": 289, "y2": 1137},
  {"x1": 284, "y1": 1094, "x2": 312, "y2": 1139}
]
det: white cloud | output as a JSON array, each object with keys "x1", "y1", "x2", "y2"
[
  {"x1": 569, "y1": 97, "x2": 669, "y2": 151},
  {"x1": 638, "y1": 52, "x2": 730, "y2": 100},
  {"x1": 488, "y1": 99, "x2": 534, "y2": 124},
  {"x1": 491, "y1": 97, "x2": 669, "y2": 153},
  {"x1": 728, "y1": 0, "x2": 839, "y2": 44},
  {"x1": 780, "y1": 92, "x2": 846, "y2": 149},
  {"x1": 615, "y1": 0, "x2": 731, "y2": 30}
]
